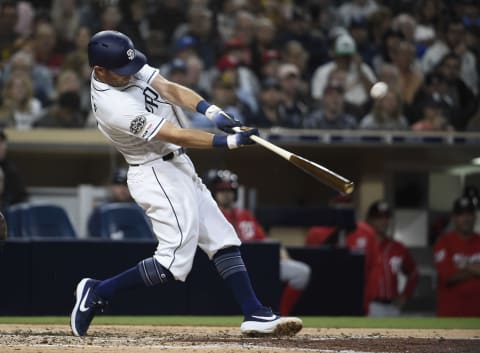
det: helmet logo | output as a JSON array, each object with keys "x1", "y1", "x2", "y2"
[{"x1": 126, "y1": 49, "x2": 135, "y2": 60}]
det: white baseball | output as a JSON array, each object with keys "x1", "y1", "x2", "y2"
[{"x1": 370, "y1": 81, "x2": 388, "y2": 99}]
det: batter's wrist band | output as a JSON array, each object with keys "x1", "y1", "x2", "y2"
[
  {"x1": 196, "y1": 100, "x2": 211, "y2": 114},
  {"x1": 204, "y1": 104, "x2": 222, "y2": 121},
  {"x1": 213, "y1": 135, "x2": 238, "y2": 149}
]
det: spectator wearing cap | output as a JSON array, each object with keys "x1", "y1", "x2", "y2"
[
  {"x1": 259, "y1": 49, "x2": 281, "y2": 80},
  {"x1": 87, "y1": 167, "x2": 134, "y2": 238},
  {"x1": 361, "y1": 200, "x2": 418, "y2": 317},
  {"x1": 303, "y1": 78, "x2": 358, "y2": 130},
  {"x1": 311, "y1": 33, "x2": 376, "y2": 119},
  {"x1": 216, "y1": 37, "x2": 260, "y2": 115},
  {"x1": 166, "y1": 58, "x2": 189, "y2": 86},
  {"x1": 247, "y1": 78, "x2": 290, "y2": 128},
  {"x1": 0, "y1": 129, "x2": 28, "y2": 208},
  {"x1": 421, "y1": 17, "x2": 478, "y2": 95},
  {"x1": 277, "y1": 63, "x2": 309, "y2": 128},
  {"x1": 434, "y1": 196, "x2": 480, "y2": 317}
]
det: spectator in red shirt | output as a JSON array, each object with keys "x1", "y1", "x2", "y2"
[
  {"x1": 363, "y1": 201, "x2": 418, "y2": 317},
  {"x1": 434, "y1": 196, "x2": 480, "y2": 317},
  {"x1": 206, "y1": 169, "x2": 311, "y2": 316}
]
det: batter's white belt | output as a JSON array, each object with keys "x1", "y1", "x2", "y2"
[{"x1": 129, "y1": 147, "x2": 185, "y2": 167}]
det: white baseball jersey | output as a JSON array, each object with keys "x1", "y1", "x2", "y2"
[
  {"x1": 91, "y1": 64, "x2": 241, "y2": 281},
  {"x1": 91, "y1": 64, "x2": 183, "y2": 165}
]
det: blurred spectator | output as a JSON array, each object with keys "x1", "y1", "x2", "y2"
[
  {"x1": 411, "y1": 97, "x2": 453, "y2": 131},
  {"x1": 311, "y1": 33, "x2": 376, "y2": 119},
  {"x1": 0, "y1": 130, "x2": 28, "y2": 207},
  {"x1": 277, "y1": 64, "x2": 309, "y2": 128},
  {"x1": 375, "y1": 63, "x2": 400, "y2": 93},
  {"x1": 277, "y1": 6, "x2": 329, "y2": 73},
  {"x1": 247, "y1": 78, "x2": 291, "y2": 128},
  {"x1": 250, "y1": 17, "x2": 278, "y2": 76},
  {"x1": 15, "y1": 1, "x2": 35, "y2": 37},
  {"x1": 119, "y1": 0, "x2": 150, "y2": 52},
  {"x1": 392, "y1": 13, "x2": 417, "y2": 44},
  {"x1": 32, "y1": 20, "x2": 64, "y2": 79},
  {"x1": 166, "y1": 58, "x2": 189, "y2": 86},
  {"x1": 149, "y1": 0, "x2": 186, "y2": 43},
  {"x1": 173, "y1": 5, "x2": 218, "y2": 69},
  {"x1": 434, "y1": 196, "x2": 480, "y2": 317},
  {"x1": 231, "y1": 10, "x2": 256, "y2": 46},
  {"x1": 190, "y1": 71, "x2": 252, "y2": 129},
  {"x1": 216, "y1": 39, "x2": 260, "y2": 114},
  {"x1": 415, "y1": 0, "x2": 443, "y2": 33},
  {"x1": 281, "y1": 40, "x2": 310, "y2": 80},
  {"x1": 258, "y1": 49, "x2": 281, "y2": 81},
  {"x1": 372, "y1": 28, "x2": 404, "y2": 72},
  {"x1": 359, "y1": 88, "x2": 409, "y2": 130},
  {"x1": 206, "y1": 169, "x2": 311, "y2": 316},
  {"x1": 363, "y1": 201, "x2": 418, "y2": 317},
  {"x1": 55, "y1": 69, "x2": 89, "y2": 119},
  {"x1": 303, "y1": 80, "x2": 358, "y2": 130},
  {"x1": 421, "y1": 17, "x2": 478, "y2": 95},
  {"x1": 309, "y1": 0, "x2": 345, "y2": 35},
  {"x1": 0, "y1": 72, "x2": 43, "y2": 129},
  {"x1": 436, "y1": 53, "x2": 478, "y2": 130},
  {"x1": 2, "y1": 50, "x2": 55, "y2": 107},
  {"x1": 337, "y1": 0, "x2": 379, "y2": 27},
  {"x1": 0, "y1": 0, "x2": 21, "y2": 64},
  {"x1": 216, "y1": 0, "x2": 249, "y2": 41},
  {"x1": 349, "y1": 16, "x2": 377, "y2": 68},
  {"x1": 391, "y1": 40, "x2": 424, "y2": 107},
  {"x1": 50, "y1": 0, "x2": 80, "y2": 51},
  {"x1": 34, "y1": 91, "x2": 84, "y2": 128},
  {"x1": 369, "y1": 6, "x2": 394, "y2": 52}
]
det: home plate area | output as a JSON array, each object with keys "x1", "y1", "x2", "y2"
[{"x1": 0, "y1": 325, "x2": 478, "y2": 353}]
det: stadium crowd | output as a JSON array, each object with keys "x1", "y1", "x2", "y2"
[{"x1": 0, "y1": 0, "x2": 479, "y2": 131}]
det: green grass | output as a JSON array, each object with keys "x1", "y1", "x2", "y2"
[{"x1": 1, "y1": 316, "x2": 480, "y2": 329}]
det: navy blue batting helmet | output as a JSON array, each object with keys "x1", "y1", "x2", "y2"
[{"x1": 88, "y1": 30, "x2": 147, "y2": 75}]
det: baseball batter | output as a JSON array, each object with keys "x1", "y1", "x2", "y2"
[{"x1": 70, "y1": 30, "x2": 302, "y2": 337}]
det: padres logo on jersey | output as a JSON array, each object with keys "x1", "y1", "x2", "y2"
[{"x1": 130, "y1": 115, "x2": 146, "y2": 134}]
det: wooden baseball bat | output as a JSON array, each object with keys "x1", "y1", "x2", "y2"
[{"x1": 234, "y1": 128, "x2": 354, "y2": 194}]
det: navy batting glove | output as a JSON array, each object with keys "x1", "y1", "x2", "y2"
[
  {"x1": 212, "y1": 128, "x2": 259, "y2": 149},
  {"x1": 205, "y1": 105, "x2": 242, "y2": 134},
  {"x1": 235, "y1": 128, "x2": 259, "y2": 146}
]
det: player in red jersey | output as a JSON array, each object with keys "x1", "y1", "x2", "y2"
[
  {"x1": 306, "y1": 199, "x2": 416, "y2": 316},
  {"x1": 434, "y1": 196, "x2": 480, "y2": 316},
  {"x1": 361, "y1": 201, "x2": 418, "y2": 316},
  {"x1": 206, "y1": 169, "x2": 311, "y2": 316}
]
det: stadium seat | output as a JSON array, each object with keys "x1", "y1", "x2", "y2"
[
  {"x1": 89, "y1": 203, "x2": 154, "y2": 240},
  {"x1": 20, "y1": 203, "x2": 77, "y2": 238},
  {"x1": 4, "y1": 203, "x2": 30, "y2": 238}
]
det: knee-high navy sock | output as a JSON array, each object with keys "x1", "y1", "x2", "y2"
[
  {"x1": 213, "y1": 247, "x2": 263, "y2": 316},
  {"x1": 94, "y1": 257, "x2": 172, "y2": 299}
]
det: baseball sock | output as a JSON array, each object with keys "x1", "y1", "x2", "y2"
[
  {"x1": 94, "y1": 257, "x2": 172, "y2": 299},
  {"x1": 213, "y1": 247, "x2": 263, "y2": 316},
  {"x1": 279, "y1": 285, "x2": 303, "y2": 316}
]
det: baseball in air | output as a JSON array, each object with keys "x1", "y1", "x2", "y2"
[{"x1": 370, "y1": 81, "x2": 388, "y2": 99}]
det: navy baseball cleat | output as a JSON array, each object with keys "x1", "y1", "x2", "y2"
[
  {"x1": 240, "y1": 306, "x2": 303, "y2": 337},
  {"x1": 70, "y1": 278, "x2": 107, "y2": 337}
]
